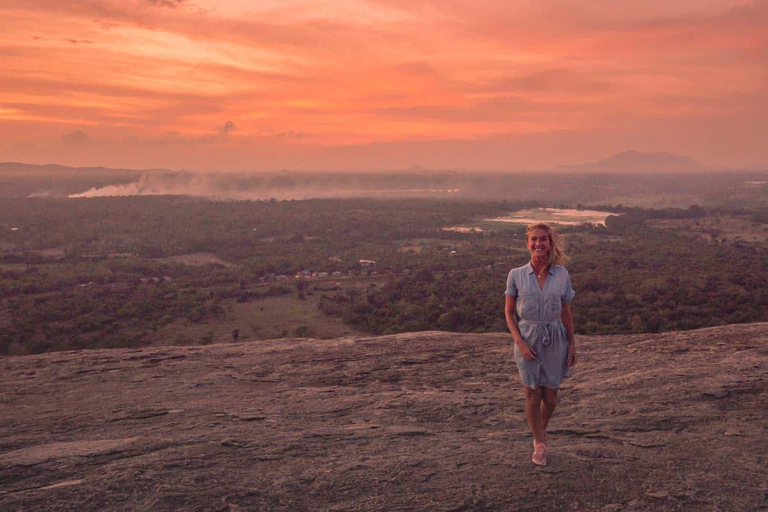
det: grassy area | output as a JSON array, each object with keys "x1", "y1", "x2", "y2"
[
  {"x1": 150, "y1": 283, "x2": 369, "y2": 346},
  {"x1": 648, "y1": 216, "x2": 768, "y2": 244}
]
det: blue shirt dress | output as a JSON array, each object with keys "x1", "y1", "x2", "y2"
[{"x1": 505, "y1": 263, "x2": 575, "y2": 389}]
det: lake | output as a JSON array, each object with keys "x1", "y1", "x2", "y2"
[{"x1": 487, "y1": 208, "x2": 618, "y2": 226}]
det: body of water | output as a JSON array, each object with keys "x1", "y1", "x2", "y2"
[{"x1": 488, "y1": 208, "x2": 617, "y2": 226}]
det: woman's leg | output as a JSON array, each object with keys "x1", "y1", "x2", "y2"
[
  {"x1": 524, "y1": 386, "x2": 546, "y2": 445},
  {"x1": 540, "y1": 387, "x2": 559, "y2": 434}
]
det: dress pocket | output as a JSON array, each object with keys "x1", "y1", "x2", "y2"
[
  {"x1": 518, "y1": 294, "x2": 539, "y2": 320},
  {"x1": 545, "y1": 294, "x2": 562, "y2": 320}
]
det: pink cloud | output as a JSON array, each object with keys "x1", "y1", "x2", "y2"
[{"x1": 0, "y1": 0, "x2": 766, "y2": 169}]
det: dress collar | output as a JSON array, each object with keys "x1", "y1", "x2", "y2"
[{"x1": 526, "y1": 262, "x2": 553, "y2": 275}]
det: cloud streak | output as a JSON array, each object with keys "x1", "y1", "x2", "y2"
[
  {"x1": 62, "y1": 130, "x2": 92, "y2": 148},
  {"x1": 0, "y1": 0, "x2": 766, "y2": 169}
]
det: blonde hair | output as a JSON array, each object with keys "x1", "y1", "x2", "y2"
[{"x1": 526, "y1": 222, "x2": 569, "y2": 268}]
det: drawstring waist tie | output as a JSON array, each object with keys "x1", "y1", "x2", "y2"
[{"x1": 524, "y1": 320, "x2": 562, "y2": 346}]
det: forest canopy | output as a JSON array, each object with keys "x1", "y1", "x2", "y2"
[{"x1": 2, "y1": 193, "x2": 768, "y2": 355}]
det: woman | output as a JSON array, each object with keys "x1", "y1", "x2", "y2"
[{"x1": 505, "y1": 222, "x2": 576, "y2": 466}]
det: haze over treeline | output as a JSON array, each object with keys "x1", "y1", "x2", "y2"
[{"x1": 2, "y1": 151, "x2": 767, "y2": 204}]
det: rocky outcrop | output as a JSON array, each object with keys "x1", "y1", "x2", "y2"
[{"x1": 2, "y1": 324, "x2": 768, "y2": 511}]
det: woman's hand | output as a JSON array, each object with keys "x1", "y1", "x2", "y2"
[
  {"x1": 516, "y1": 341, "x2": 538, "y2": 361},
  {"x1": 567, "y1": 347, "x2": 577, "y2": 367}
]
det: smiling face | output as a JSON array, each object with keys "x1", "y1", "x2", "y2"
[{"x1": 527, "y1": 228, "x2": 551, "y2": 261}]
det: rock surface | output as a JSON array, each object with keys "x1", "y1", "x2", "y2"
[{"x1": 2, "y1": 324, "x2": 768, "y2": 511}]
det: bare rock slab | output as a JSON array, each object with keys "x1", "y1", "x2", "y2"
[{"x1": 2, "y1": 324, "x2": 768, "y2": 510}]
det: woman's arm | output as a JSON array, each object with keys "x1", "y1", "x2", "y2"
[
  {"x1": 505, "y1": 295, "x2": 537, "y2": 360},
  {"x1": 561, "y1": 302, "x2": 577, "y2": 366}
]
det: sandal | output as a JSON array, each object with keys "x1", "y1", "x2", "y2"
[{"x1": 532, "y1": 442, "x2": 547, "y2": 466}]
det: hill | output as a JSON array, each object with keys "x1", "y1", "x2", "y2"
[
  {"x1": 1, "y1": 324, "x2": 768, "y2": 511},
  {"x1": 553, "y1": 150, "x2": 709, "y2": 174},
  {"x1": 0, "y1": 162, "x2": 143, "y2": 175}
]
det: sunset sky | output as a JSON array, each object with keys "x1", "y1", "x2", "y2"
[{"x1": 1, "y1": 0, "x2": 767, "y2": 171}]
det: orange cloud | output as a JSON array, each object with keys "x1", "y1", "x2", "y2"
[{"x1": 0, "y1": 0, "x2": 766, "y2": 170}]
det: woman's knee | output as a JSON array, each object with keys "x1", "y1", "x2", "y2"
[
  {"x1": 524, "y1": 386, "x2": 543, "y2": 403},
  {"x1": 542, "y1": 394, "x2": 557, "y2": 409},
  {"x1": 541, "y1": 388, "x2": 558, "y2": 408}
]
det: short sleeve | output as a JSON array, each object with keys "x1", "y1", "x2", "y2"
[
  {"x1": 562, "y1": 271, "x2": 575, "y2": 303},
  {"x1": 505, "y1": 270, "x2": 518, "y2": 297}
]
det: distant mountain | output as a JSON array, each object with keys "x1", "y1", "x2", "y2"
[
  {"x1": 552, "y1": 150, "x2": 710, "y2": 173},
  {"x1": 0, "y1": 162, "x2": 153, "y2": 175}
]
